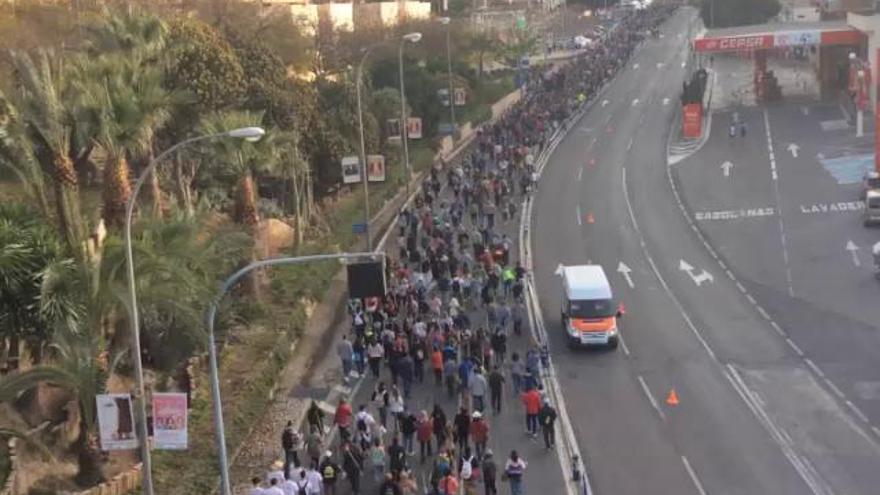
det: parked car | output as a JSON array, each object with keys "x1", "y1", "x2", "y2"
[{"x1": 864, "y1": 189, "x2": 880, "y2": 226}]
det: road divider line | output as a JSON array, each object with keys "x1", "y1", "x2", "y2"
[
  {"x1": 725, "y1": 365, "x2": 833, "y2": 495},
  {"x1": 824, "y1": 378, "x2": 845, "y2": 399},
  {"x1": 623, "y1": 167, "x2": 717, "y2": 362},
  {"x1": 576, "y1": 204, "x2": 583, "y2": 226},
  {"x1": 578, "y1": 167, "x2": 583, "y2": 182},
  {"x1": 804, "y1": 358, "x2": 824, "y2": 377},
  {"x1": 618, "y1": 330, "x2": 631, "y2": 357},
  {"x1": 637, "y1": 375, "x2": 666, "y2": 421},
  {"x1": 681, "y1": 456, "x2": 708, "y2": 495},
  {"x1": 762, "y1": 109, "x2": 795, "y2": 298},
  {"x1": 786, "y1": 338, "x2": 804, "y2": 357},
  {"x1": 846, "y1": 400, "x2": 870, "y2": 423}
]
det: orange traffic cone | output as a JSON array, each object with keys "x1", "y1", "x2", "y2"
[
  {"x1": 666, "y1": 389, "x2": 679, "y2": 406},
  {"x1": 586, "y1": 212, "x2": 595, "y2": 224}
]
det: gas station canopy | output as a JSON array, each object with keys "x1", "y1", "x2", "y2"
[{"x1": 693, "y1": 20, "x2": 863, "y2": 53}]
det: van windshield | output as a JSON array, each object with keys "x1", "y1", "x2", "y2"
[{"x1": 569, "y1": 299, "x2": 616, "y2": 318}]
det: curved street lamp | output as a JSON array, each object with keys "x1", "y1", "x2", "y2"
[{"x1": 124, "y1": 126, "x2": 265, "y2": 495}]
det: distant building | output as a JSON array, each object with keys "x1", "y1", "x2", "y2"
[
  {"x1": 263, "y1": 0, "x2": 432, "y2": 34},
  {"x1": 779, "y1": 0, "x2": 822, "y2": 22}
]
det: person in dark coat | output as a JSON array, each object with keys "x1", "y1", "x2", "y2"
[{"x1": 482, "y1": 450, "x2": 498, "y2": 495}]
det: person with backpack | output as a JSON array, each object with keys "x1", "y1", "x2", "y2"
[
  {"x1": 438, "y1": 469, "x2": 459, "y2": 495},
  {"x1": 306, "y1": 400, "x2": 325, "y2": 434},
  {"x1": 459, "y1": 446, "x2": 480, "y2": 495},
  {"x1": 319, "y1": 451, "x2": 340, "y2": 495},
  {"x1": 378, "y1": 473, "x2": 403, "y2": 495},
  {"x1": 454, "y1": 406, "x2": 472, "y2": 452},
  {"x1": 281, "y1": 421, "x2": 301, "y2": 479},
  {"x1": 503, "y1": 450, "x2": 527, "y2": 495},
  {"x1": 355, "y1": 404, "x2": 375, "y2": 451}
]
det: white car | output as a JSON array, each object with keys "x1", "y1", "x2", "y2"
[{"x1": 573, "y1": 36, "x2": 593, "y2": 49}]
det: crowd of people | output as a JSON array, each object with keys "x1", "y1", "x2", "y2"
[{"x1": 248, "y1": 5, "x2": 675, "y2": 495}]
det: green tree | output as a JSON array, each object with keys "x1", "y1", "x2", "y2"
[
  {"x1": 0, "y1": 329, "x2": 110, "y2": 487},
  {"x1": 467, "y1": 31, "x2": 501, "y2": 81},
  {"x1": 166, "y1": 18, "x2": 246, "y2": 115},
  {"x1": 0, "y1": 50, "x2": 90, "y2": 261},
  {"x1": 0, "y1": 203, "x2": 68, "y2": 367}
]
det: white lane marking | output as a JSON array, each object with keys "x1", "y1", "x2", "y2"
[
  {"x1": 787, "y1": 143, "x2": 800, "y2": 158},
  {"x1": 800, "y1": 201, "x2": 865, "y2": 214},
  {"x1": 657, "y1": 62, "x2": 665, "y2": 69},
  {"x1": 576, "y1": 204, "x2": 583, "y2": 226},
  {"x1": 577, "y1": 167, "x2": 584, "y2": 182},
  {"x1": 632, "y1": 98, "x2": 640, "y2": 106},
  {"x1": 786, "y1": 338, "x2": 804, "y2": 356},
  {"x1": 804, "y1": 358, "x2": 824, "y2": 377},
  {"x1": 627, "y1": 137, "x2": 634, "y2": 151},
  {"x1": 679, "y1": 259, "x2": 714, "y2": 286},
  {"x1": 770, "y1": 321, "x2": 785, "y2": 336},
  {"x1": 682, "y1": 456, "x2": 708, "y2": 495},
  {"x1": 721, "y1": 160, "x2": 733, "y2": 177},
  {"x1": 763, "y1": 109, "x2": 795, "y2": 298},
  {"x1": 633, "y1": 63, "x2": 640, "y2": 69},
  {"x1": 622, "y1": 167, "x2": 717, "y2": 361},
  {"x1": 845, "y1": 240, "x2": 861, "y2": 267},
  {"x1": 756, "y1": 306, "x2": 770, "y2": 320},
  {"x1": 846, "y1": 400, "x2": 870, "y2": 423},
  {"x1": 637, "y1": 375, "x2": 666, "y2": 421},
  {"x1": 601, "y1": 99, "x2": 610, "y2": 107},
  {"x1": 725, "y1": 365, "x2": 833, "y2": 495},
  {"x1": 662, "y1": 97, "x2": 671, "y2": 105},
  {"x1": 824, "y1": 378, "x2": 845, "y2": 399},
  {"x1": 618, "y1": 330, "x2": 630, "y2": 357},
  {"x1": 617, "y1": 261, "x2": 635, "y2": 288}
]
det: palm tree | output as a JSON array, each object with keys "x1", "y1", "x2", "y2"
[
  {"x1": 84, "y1": 8, "x2": 173, "y2": 216},
  {"x1": 197, "y1": 111, "x2": 280, "y2": 297},
  {"x1": 74, "y1": 54, "x2": 172, "y2": 229},
  {"x1": 468, "y1": 32, "x2": 500, "y2": 80},
  {"x1": 0, "y1": 50, "x2": 88, "y2": 260},
  {"x1": 0, "y1": 329, "x2": 110, "y2": 487},
  {"x1": 0, "y1": 203, "x2": 70, "y2": 368}
]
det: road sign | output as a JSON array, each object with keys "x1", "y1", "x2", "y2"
[{"x1": 352, "y1": 222, "x2": 367, "y2": 234}]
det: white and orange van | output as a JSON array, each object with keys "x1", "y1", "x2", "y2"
[{"x1": 559, "y1": 265, "x2": 621, "y2": 349}]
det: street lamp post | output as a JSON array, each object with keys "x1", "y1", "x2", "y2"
[
  {"x1": 124, "y1": 126, "x2": 265, "y2": 495},
  {"x1": 439, "y1": 18, "x2": 456, "y2": 139},
  {"x1": 355, "y1": 46, "x2": 377, "y2": 251},
  {"x1": 205, "y1": 251, "x2": 385, "y2": 488},
  {"x1": 399, "y1": 32, "x2": 423, "y2": 203}
]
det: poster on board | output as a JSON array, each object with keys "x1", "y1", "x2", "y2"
[
  {"x1": 454, "y1": 88, "x2": 467, "y2": 106},
  {"x1": 367, "y1": 155, "x2": 386, "y2": 182},
  {"x1": 96, "y1": 394, "x2": 138, "y2": 451},
  {"x1": 406, "y1": 117, "x2": 422, "y2": 139},
  {"x1": 386, "y1": 119, "x2": 401, "y2": 141},
  {"x1": 152, "y1": 393, "x2": 188, "y2": 450},
  {"x1": 341, "y1": 156, "x2": 361, "y2": 184}
]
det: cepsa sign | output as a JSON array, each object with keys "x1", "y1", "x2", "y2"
[{"x1": 694, "y1": 35, "x2": 773, "y2": 53}]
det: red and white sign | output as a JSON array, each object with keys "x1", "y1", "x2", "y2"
[
  {"x1": 694, "y1": 35, "x2": 772, "y2": 53},
  {"x1": 694, "y1": 28, "x2": 862, "y2": 53},
  {"x1": 153, "y1": 393, "x2": 188, "y2": 450},
  {"x1": 682, "y1": 103, "x2": 702, "y2": 139}
]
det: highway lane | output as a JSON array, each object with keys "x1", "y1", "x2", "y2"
[{"x1": 531, "y1": 8, "x2": 880, "y2": 495}]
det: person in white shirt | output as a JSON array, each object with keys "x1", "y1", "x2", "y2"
[
  {"x1": 249, "y1": 476, "x2": 266, "y2": 495},
  {"x1": 305, "y1": 463, "x2": 324, "y2": 495},
  {"x1": 266, "y1": 460, "x2": 285, "y2": 486},
  {"x1": 264, "y1": 477, "x2": 285, "y2": 495},
  {"x1": 281, "y1": 475, "x2": 299, "y2": 495}
]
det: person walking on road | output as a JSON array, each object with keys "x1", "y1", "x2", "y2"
[
  {"x1": 334, "y1": 398, "x2": 353, "y2": 442},
  {"x1": 504, "y1": 450, "x2": 527, "y2": 495},
  {"x1": 454, "y1": 406, "x2": 472, "y2": 452},
  {"x1": 470, "y1": 367, "x2": 489, "y2": 412},
  {"x1": 488, "y1": 365, "x2": 505, "y2": 414},
  {"x1": 337, "y1": 335, "x2": 354, "y2": 383},
  {"x1": 341, "y1": 441, "x2": 364, "y2": 495},
  {"x1": 522, "y1": 387, "x2": 541, "y2": 437},
  {"x1": 417, "y1": 409, "x2": 434, "y2": 463},
  {"x1": 538, "y1": 399, "x2": 557, "y2": 449},
  {"x1": 482, "y1": 450, "x2": 498, "y2": 495},
  {"x1": 306, "y1": 400, "x2": 325, "y2": 434},
  {"x1": 281, "y1": 421, "x2": 301, "y2": 478},
  {"x1": 510, "y1": 353, "x2": 526, "y2": 394},
  {"x1": 470, "y1": 410, "x2": 490, "y2": 460},
  {"x1": 319, "y1": 451, "x2": 340, "y2": 495}
]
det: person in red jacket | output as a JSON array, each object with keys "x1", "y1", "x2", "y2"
[
  {"x1": 470, "y1": 411, "x2": 490, "y2": 460},
  {"x1": 417, "y1": 410, "x2": 434, "y2": 463},
  {"x1": 521, "y1": 387, "x2": 541, "y2": 437},
  {"x1": 334, "y1": 398, "x2": 353, "y2": 442}
]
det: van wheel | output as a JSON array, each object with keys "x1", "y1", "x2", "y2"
[
  {"x1": 567, "y1": 334, "x2": 578, "y2": 350},
  {"x1": 608, "y1": 337, "x2": 619, "y2": 350}
]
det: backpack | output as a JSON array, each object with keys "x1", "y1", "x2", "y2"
[
  {"x1": 297, "y1": 480, "x2": 309, "y2": 495},
  {"x1": 357, "y1": 416, "x2": 367, "y2": 432},
  {"x1": 461, "y1": 455, "x2": 474, "y2": 480}
]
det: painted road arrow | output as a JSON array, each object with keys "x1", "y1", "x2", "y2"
[
  {"x1": 633, "y1": 63, "x2": 640, "y2": 69},
  {"x1": 555, "y1": 263, "x2": 565, "y2": 276},
  {"x1": 602, "y1": 99, "x2": 610, "y2": 107},
  {"x1": 617, "y1": 262, "x2": 634, "y2": 289},
  {"x1": 632, "y1": 98, "x2": 640, "y2": 106},
  {"x1": 657, "y1": 62, "x2": 665, "y2": 69},
  {"x1": 721, "y1": 161, "x2": 733, "y2": 178},
  {"x1": 846, "y1": 240, "x2": 861, "y2": 267},
  {"x1": 662, "y1": 97, "x2": 671, "y2": 106},
  {"x1": 787, "y1": 143, "x2": 800, "y2": 158},
  {"x1": 679, "y1": 259, "x2": 714, "y2": 286}
]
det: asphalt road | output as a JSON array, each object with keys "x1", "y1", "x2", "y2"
[{"x1": 531, "y1": 8, "x2": 880, "y2": 495}]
